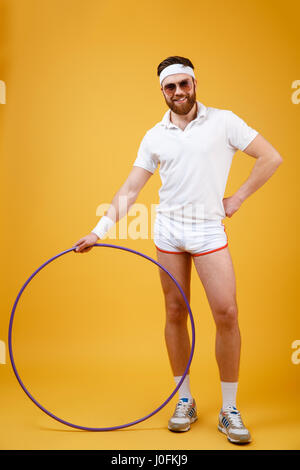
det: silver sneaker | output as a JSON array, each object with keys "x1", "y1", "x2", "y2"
[
  {"x1": 218, "y1": 406, "x2": 251, "y2": 444},
  {"x1": 168, "y1": 398, "x2": 197, "y2": 432}
]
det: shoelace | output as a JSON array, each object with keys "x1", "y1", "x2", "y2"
[
  {"x1": 224, "y1": 409, "x2": 244, "y2": 428},
  {"x1": 174, "y1": 401, "x2": 191, "y2": 417}
]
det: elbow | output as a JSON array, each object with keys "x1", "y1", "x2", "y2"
[
  {"x1": 268, "y1": 151, "x2": 283, "y2": 168},
  {"x1": 259, "y1": 152, "x2": 283, "y2": 173},
  {"x1": 275, "y1": 154, "x2": 284, "y2": 167}
]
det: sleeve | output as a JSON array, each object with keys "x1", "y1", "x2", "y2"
[
  {"x1": 133, "y1": 132, "x2": 158, "y2": 174},
  {"x1": 225, "y1": 110, "x2": 259, "y2": 151}
]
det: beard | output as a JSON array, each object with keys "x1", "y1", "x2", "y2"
[{"x1": 164, "y1": 87, "x2": 197, "y2": 115}]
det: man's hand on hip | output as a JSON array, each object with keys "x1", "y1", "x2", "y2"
[{"x1": 222, "y1": 195, "x2": 243, "y2": 218}]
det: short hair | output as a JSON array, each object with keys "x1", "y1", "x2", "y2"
[{"x1": 157, "y1": 56, "x2": 194, "y2": 77}]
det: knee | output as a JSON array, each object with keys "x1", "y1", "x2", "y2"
[
  {"x1": 214, "y1": 304, "x2": 238, "y2": 330},
  {"x1": 166, "y1": 299, "x2": 188, "y2": 324}
]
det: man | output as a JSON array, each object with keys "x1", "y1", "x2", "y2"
[{"x1": 73, "y1": 56, "x2": 283, "y2": 444}]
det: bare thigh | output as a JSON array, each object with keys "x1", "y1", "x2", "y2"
[
  {"x1": 192, "y1": 246, "x2": 237, "y2": 315},
  {"x1": 156, "y1": 250, "x2": 192, "y2": 308}
]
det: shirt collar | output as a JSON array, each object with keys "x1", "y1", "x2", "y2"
[{"x1": 160, "y1": 100, "x2": 207, "y2": 129}]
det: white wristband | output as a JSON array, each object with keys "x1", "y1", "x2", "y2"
[{"x1": 91, "y1": 216, "x2": 115, "y2": 239}]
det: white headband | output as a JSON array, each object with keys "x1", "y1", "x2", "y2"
[{"x1": 159, "y1": 64, "x2": 195, "y2": 85}]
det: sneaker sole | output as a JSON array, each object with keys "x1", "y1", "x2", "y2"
[
  {"x1": 168, "y1": 416, "x2": 198, "y2": 433},
  {"x1": 218, "y1": 424, "x2": 252, "y2": 444}
]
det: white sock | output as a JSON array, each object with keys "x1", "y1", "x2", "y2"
[
  {"x1": 174, "y1": 375, "x2": 193, "y2": 402},
  {"x1": 221, "y1": 381, "x2": 238, "y2": 409}
]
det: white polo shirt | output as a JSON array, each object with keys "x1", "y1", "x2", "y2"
[{"x1": 133, "y1": 101, "x2": 259, "y2": 222}]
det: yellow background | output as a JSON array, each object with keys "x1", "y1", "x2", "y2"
[{"x1": 0, "y1": 0, "x2": 299, "y2": 450}]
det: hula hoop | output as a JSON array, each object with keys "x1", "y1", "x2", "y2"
[{"x1": 8, "y1": 244, "x2": 195, "y2": 431}]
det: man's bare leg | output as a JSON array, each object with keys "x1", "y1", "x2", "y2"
[
  {"x1": 193, "y1": 245, "x2": 251, "y2": 443},
  {"x1": 156, "y1": 249, "x2": 192, "y2": 376},
  {"x1": 156, "y1": 249, "x2": 198, "y2": 432},
  {"x1": 193, "y1": 246, "x2": 240, "y2": 381}
]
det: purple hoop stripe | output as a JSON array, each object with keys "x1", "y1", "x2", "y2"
[{"x1": 8, "y1": 244, "x2": 195, "y2": 431}]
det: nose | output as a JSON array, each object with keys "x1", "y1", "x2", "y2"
[
  {"x1": 173, "y1": 85, "x2": 188, "y2": 99},
  {"x1": 174, "y1": 83, "x2": 184, "y2": 94}
]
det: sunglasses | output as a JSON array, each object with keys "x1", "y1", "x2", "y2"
[{"x1": 163, "y1": 78, "x2": 193, "y2": 96}]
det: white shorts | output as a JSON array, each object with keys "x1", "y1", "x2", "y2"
[{"x1": 154, "y1": 214, "x2": 228, "y2": 257}]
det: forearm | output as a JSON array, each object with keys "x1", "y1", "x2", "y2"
[
  {"x1": 105, "y1": 186, "x2": 137, "y2": 223},
  {"x1": 234, "y1": 155, "x2": 283, "y2": 203},
  {"x1": 84, "y1": 167, "x2": 151, "y2": 242},
  {"x1": 91, "y1": 184, "x2": 138, "y2": 239}
]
